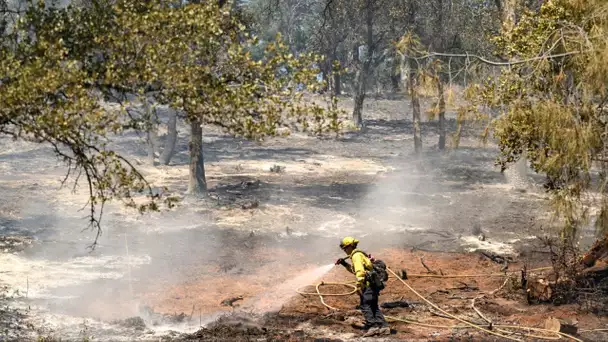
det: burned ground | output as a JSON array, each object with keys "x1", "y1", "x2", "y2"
[{"x1": 1, "y1": 97, "x2": 606, "y2": 341}]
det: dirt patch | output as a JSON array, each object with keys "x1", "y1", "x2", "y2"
[
  {"x1": 204, "y1": 248, "x2": 608, "y2": 341},
  {"x1": 0, "y1": 96, "x2": 598, "y2": 341}
]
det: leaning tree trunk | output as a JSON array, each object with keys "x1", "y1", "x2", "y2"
[
  {"x1": 409, "y1": 70, "x2": 422, "y2": 154},
  {"x1": 159, "y1": 109, "x2": 178, "y2": 165},
  {"x1": 437, "y1": 79, "x2": 446, "y2": 150},
  {"x1": 187, "y1": 118, "x2": 207, "y2": 196},
  {"x1": 144, "y1": 99, "x2": 159, "y2": 166}
]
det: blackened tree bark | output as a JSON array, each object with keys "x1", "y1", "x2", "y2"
[
  {"x1": 159, "y1": 109, "x2": 178, "y2": 165},
  {"x1": 437, "y1": 79, "x2": 446, "y2": 150},
  {"x1": 187, "y1": 118, "x2": 207, "y2": 195},
  {"x1": 334, "y1": 71, "x2": 341, "y2": 96},
  {"x1": 390, "y1": 55, "x2": 401, "y2": 94},
  {"x1": 352, "y1": 68, "x2": 366, "y2": 127},
  {"x1": 409, "y1": 69, "x2": 422, "y2": 154}
]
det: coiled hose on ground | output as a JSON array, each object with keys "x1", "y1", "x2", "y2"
[{"x1": 296, "y1": 266, "x2": 585, "y2": 341}]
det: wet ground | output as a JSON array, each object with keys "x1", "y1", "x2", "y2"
[{"x1": 0, "y1": 97, "x2": 603, "y2": 341}]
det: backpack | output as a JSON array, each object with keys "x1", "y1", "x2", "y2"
[{"x1": 355, "y1": 251, "x2": 389, "y2": 290}]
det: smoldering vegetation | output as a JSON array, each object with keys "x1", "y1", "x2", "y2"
[{"x1": 0, "y1": 114, "x2": 552, "y2": 341}]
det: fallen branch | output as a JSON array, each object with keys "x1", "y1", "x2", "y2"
[
  {"x1": 429, "y1": 289, "x2": 450, "y2": 296},
  {"x1": 420, "y1": 256, "x2": 438, "y2": 274},
  {"x1": 448, "y1": 295, "x2": 476, "y2": 300},
  {"x1": 449, "y1": 281, "x2": 479, "y2": 291},
  {"x1": 398, "y1": 50, "x2": 582, "y2": 67},
  {"x1": 480, "y1": 251, "x2": 511, "y2": 272},
  {"x1": 429, "y1": 308, "x2": 452, "y2": 319}
]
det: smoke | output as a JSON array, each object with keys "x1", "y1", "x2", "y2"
[
  {"x1": 336, "y1": 146, "x2": 535, "y2": 254},
  {"x1": 0, "y1": 97, "x2": 545, "y2": 342}
]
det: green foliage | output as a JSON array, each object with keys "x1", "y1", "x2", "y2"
[
  {"x1": 466, "y1": 0, "x2": 608, "y2": 239},
  {"x1": 96, "y1": 0, "x2": 342, "y2": 138},
  {"x1": 0, "y1": 0, "x2": 342, "y2": 245}
]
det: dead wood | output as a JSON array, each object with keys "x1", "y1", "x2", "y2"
[
  {"x1": 527, "y1": 234, "x2": 608, "y2": 303},
  {"x1": 429, "y1": 289, "x2": 450, "y2": 296},
  {"x1": 429, "y1": 308, "x2": 452, "y2": 319},
  {"x1": 221, "y1": 296, "x2": 244, "y2": 307},
  {"x1": 448, "y1": 295, "x2": 476, "y2": 300},
  {"x1": 545, "y1": 317, "x2": 578, "y2": 335},
  {"x1": 480, "y1": 251, "x2": 511, "y2": 272},
  {"x1": 449, "y1": 281, "x2": 479, "y2": 291},
  {"x1": 419, "y1": 256, "x2": 437, "y2": 274}
]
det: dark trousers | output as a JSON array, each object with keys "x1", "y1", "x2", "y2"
[{"x1": 359, "y1": 286, "x2": 388, "y2": 328}]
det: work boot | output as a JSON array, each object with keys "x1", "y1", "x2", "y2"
[
  {"x1": 362, "y1": 327, "x2": 379, "y2": 337},
  {"x1": 377, "y1": 326, "x2": 391, "y2": 336}
]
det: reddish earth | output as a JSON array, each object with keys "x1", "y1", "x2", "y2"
[
  {"x1": 153, "y1": 248, "x2": 608, "y2": 341},
  {"x1": 139, "y1": 245, "x2": 312, "y2": 317}
]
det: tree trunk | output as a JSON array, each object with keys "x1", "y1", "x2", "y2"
[
  {"x1": 159, "y1": 109, "x2": 178, "y2": 165},
  {"x1": 400, "y1": 54, "x2": 409, "y2": 95},
  {"x1": 144, "y1": 99, "x2": 159, "y2": 166},
  {"x1": 409, "y1": 70, "x2": 422, "y2": 154},
  {"x1": 333, "y1": 72, "x2": 341, "y2": 96},
  {"x1": 352, "y1": 69, "x2": 366, "y2": 127},
  {"x1": 496, "y1": 0, "x2": 519, "y2": 33},
  {"x1": 437, "y1": 79, "x2": 446, "y2": 150},
  {"x1": 391, "y1": 56, "x2": 401, "y2": 94},
  {"x1": 351, "y1": 0, "x2": 375, "y2": 128},
  {"x1": 187, "y1": 119, "x2": 207, "y2": 196}
]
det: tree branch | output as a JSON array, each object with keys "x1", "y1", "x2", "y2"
[{"x1": 398, "y1": 50, "x2": 582, "y2": 67}]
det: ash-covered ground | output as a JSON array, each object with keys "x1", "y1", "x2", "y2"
[{"x1": 0, "y1": 97, "x2": 599, "y2": 341}]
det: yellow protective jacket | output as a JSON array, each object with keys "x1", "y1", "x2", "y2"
[{"x1": 348, "y1": 249, "x2": 372, "y2": 288}]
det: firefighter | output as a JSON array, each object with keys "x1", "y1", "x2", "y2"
[{"x1": 336, "y1": 236, "x2": 390, "y2": 337}]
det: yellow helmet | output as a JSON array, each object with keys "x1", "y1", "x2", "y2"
[{"x1": 340, "y1": 236, "x2": 359, "y2": 249}]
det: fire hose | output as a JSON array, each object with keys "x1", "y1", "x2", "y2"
[{"x1": 296, "y1": 266, "x2": 584, "y2": 341}]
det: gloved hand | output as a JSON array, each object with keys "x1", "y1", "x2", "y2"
[{"x1": 335, "y1": 258, "x2": 348, "y2": 266}]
